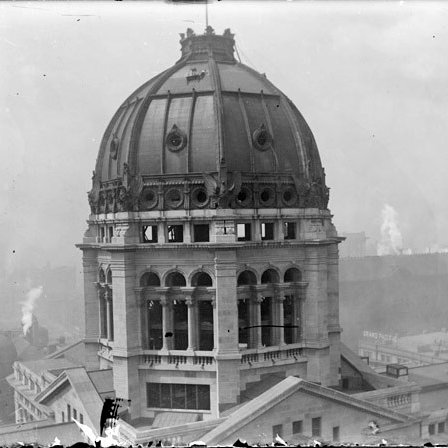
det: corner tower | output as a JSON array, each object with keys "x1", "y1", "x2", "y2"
[{"x1": 79, "y1": 27, "x2": 343, "y2": 422}]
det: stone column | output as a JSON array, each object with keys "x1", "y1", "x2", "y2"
[
  {"x1": 82, "y1": 249, "x2": 101, "y2": 369},
  {"x1": 277, "y1": 292, "x2": 285, "y2": 346},
  {"x1": 161, "y1": 296, "x2": 171, "y2": 351},
  {"x1": 255, "y1": 294, "x2": 263, "y2": 348},
  {"x1": 97, "y1": 286, "x2": 104, "y2": 338},
  {"x1": 141, "y1": 293, "x2": 148, "y2": 349},
  {"x1": 186, "y1": 296, "x2": 196, "y2": 351},
  {"x1": 211, "y1": 298, "x2": 216, "y2": 350},
  {"x1": 214, "y1": 249, "x2": 241, "y2": 415},
  {"x1": 105, "y1": 287, "x2": 114, "y2": 341}
]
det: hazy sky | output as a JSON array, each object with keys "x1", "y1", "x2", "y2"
[{"x1": 1, "y1": 0, "x2": 448, "y2": 272}]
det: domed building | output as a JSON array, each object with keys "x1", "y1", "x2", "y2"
[
  {"x1": 81, "y1": 25, "x2": 342, "y2": 422},
  {"x1": 5, "y1": 27, "x2": 427, "y2": 446}
]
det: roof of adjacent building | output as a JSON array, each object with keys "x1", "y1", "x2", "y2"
[
  {"x1": 201, "y1": 376, "x2": 415, "y2": 445},
  {"x1": 20, "y1": 358, "x2": 79, "y2": 378},
  {"x1": 37, "y1": 367, "x2": 109, "y2": 431},
  {"x1": 408, "y1": 362, "x2": 448, "y2": 389}
]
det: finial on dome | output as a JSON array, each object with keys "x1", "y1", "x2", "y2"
[
  {"x1": 223, "y1": 28, "x2": 234, "y2": 39},
  {"x1": 205, "y1": 25, "x2": 215, "y2": 36}
]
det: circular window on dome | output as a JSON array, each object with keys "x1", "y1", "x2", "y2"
[
  {"x1": 252, "y1": 124, "x2": 272, "y2": 151},
  {"x1": 236, "y1": 186, "x2": 253, "y2": 207},
  {"x1": 259, "y1": 187, "x2": 276, "y2": 207},
  {"x1": 191, "y1": 186, "x2": 209, "y2": 208},
  {"x1": 282, "y1": 186, "x2": 297, "y2": 206},
  {"x1": 140, "y1": 188, "x2": 158, "y2": 210},
  {"x1": 165, "y1": 188, "x2": 184, "y2": 209},
  {"x1": 165, "y1": 124, "x2": 187, "y2": 152}
]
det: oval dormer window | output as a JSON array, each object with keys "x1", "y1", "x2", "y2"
[
  {"x1": 252, "y1": 124, "x2": 272, "y2": 151},
  {"x1": 166, "y1": 124, "x2": 187, "y2": 152}
]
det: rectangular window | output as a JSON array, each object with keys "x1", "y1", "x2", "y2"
[
  {"x1": 438, "y1": 422, "x2": 445, "y2": 433},
  {"x1": 146, "y1": 383, "x2": 161, "y2": 408},
  {"x1": 108, "y1": 226, "x2": 114, "y2": 242},
  {"x1": 168, "y1": 225, "x2": 184, "y2": 243},
  {"x1": 429, "y1": 423, "x2": 435, "y2": 435},
  {"x1": 292, "y1": 420, "x2": 303, "y2": 434},
  {"x1": 80, "y1": 413, "x2": 84, "y2": 424},
  {"x1": 100, "y1": 227, "x2": 106, "y2": 242},
  {"x1": 193, "y1": 224, "x2": 210, "y2": 242},
  {"x1": 261, "y1": 222, "x2": 274, "y2": 240},
  {"x1": 172, "y1": 384, "x2": 186, "y2": 409},
  {"x1": 197, "y1": 385, "x2": 210, "y2": 410},
  {"x1": 62, "y1": 411, "x2": 65, "y2": 423},
  {"x1": 333, "y1": 426, "x2": 340, "y2": 441},
  {"x1": 160, "y1": 383, "x2": 171, "y2": 408},
  {"x1": 73, "y1": 408, "x2": 77, "y2": 420},
  {"x1": 146, "y1": 383, "x2": 210, "y2": 410},
  {"x1": 284, "y1": 221, "x2": 296, "y2": 240},
  {"x1": 312, "y1": 417, "x2": 322, "y2": 437},
  {"x1": 272, "y1": 424, "x2": 283, "y2": 439},
  {"x1": 67, "y1": 404, "x2": 71, "y2": 421},
  {"x1": 237, "y1": 223, "x2": 251, "y2": 241},
  {"x1": 143, "y1": 225, "x2": 158, "y2": 243}
]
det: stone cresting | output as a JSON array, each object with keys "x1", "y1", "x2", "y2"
[{"x1": 88, "y1": 164, "x2": 330, "y2": 214}]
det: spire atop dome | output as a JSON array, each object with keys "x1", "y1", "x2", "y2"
[{"x1": 179, "y1": 27, "x2": 236, "y2": 62}]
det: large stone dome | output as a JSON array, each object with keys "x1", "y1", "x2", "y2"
[{"x1": 89, "y1": 27, "x2": 329, "y2": 214}]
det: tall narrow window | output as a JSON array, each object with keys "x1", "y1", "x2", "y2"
[
  {"x1": 237, "y1": 223, "x2": 251, "y2": 241},
  {"x1": 283, "y1": 296, "x2": 294, "y2": 344},
  {"x1": 173, "y1": 301, "x2": 188, "y2": 350},
  {"x1": 261, "y1": 222, "x2": 274, "y2": 240},
  {"x1": 198, "y1": 301, "x2": 214, "y2": 351},
  {"x1": 333, "y1": 426, "x2": 340, "y2": 441},
  {"x1": 284, "y1": 222, "x2": 296, "y2": 240},
  {"x1": 193, "y1": 224, "x2": 210, "y2": 242},
  {"x1": 143, "y1": 225, "x2": 158, "y2": 243},
  {"x1": 272, "y1": 424, "x2": 283, "y2": 439},
  {"x1": 147, "y1": 300, "x2": 163, "y2": 350},
  {"x1": 67, "y1": 404, "x2": 71, "y2": 421},
  {"x1": 260, "y1": 297, "x2": 273, "y2": 347},
  {"x1": 292, "y1": 420, "x2": 303, "y2": 434},
  {"x1": 168, "y1": 225, "x2": 184, "y2": 243},
  {"x1": 312, "y1": 417, "x2": 322, "y2": 437},
  {"x1": 108, "y1": 226, "x2": 114, "y2": 242},
  {"x1": 238, "y1": 300, "x2": 249, "y2": 346}
]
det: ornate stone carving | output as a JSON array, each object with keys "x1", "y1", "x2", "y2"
[{"x1": 203, "y1": 166, "x2": 242, "y2": 208}]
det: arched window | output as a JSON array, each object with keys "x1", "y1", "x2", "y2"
[
  {"x1": 140, "y1": 272, "x2": 161, "y2": 287},
  {"x1": 191, "y1": 272, "x2": 213, "y2": 287},
  {"x1": 106, "y1": 270, "x2": 112, "y2": 285},
  {"x1": 165, "y1": 271, "x2": 186, "y2": 287},
  {"x1": 261, "y1": 268, "x2": 280, "y2": 284},
  {"x1": 284, "y1": 268, "x2": 302, "y2": 283},
  {"x1": 146, "y1": 300, "x2": 163, "y2": 350},
  {"x1": 99, "y1": 268, "x2": 106, "y2": 283},
  {"x1": 173, "y1": 301, "x2": 188, "y2": 349},
  {"x1": 237, "y1": 270, "x2": 257, "y2": 286}
]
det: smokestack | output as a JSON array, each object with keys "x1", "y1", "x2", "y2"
[
  {"x1": 21, "y1": 286, "x2": 43, "y2": 336},
  {"x1": 377, "y1": 204, "x2": 403, "y2": 256}
]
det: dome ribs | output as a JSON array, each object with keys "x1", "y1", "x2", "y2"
[
  {"x1": 129, "y1": 60, "x2": 188, "y2": 178},
  {"x1": 260, "y1": 90, "x2": 279, "y2": 172},
  {"x1": 91, "y1": 29, "x2": 330, "y2": 212},
  {"x1": 116, "y1": 97, "x2": 143, "y2": 178},
  {"x1": 237, "y1": 89, "x2": 256, "y2": 172},
  {"x1": 160, "y1": 90, "x2": 172, "y2": 174},
  {"x1": 280, "y1": 95, "x2": 309, "y2": 180},
  {"x1": 207, "y1": 53, "x2": 225, "y2": 174},
  {"x1": 186, "y1": 89, "x2": 197, "y2": 173}
]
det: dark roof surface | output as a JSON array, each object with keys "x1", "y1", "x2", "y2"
[{"x1": 91, "y1": 27, "x2": 327, "y2": 212}]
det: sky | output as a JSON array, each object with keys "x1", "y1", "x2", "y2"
[{"x1": 1, "y1": 0, "x2": 448, "y2": 274}]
